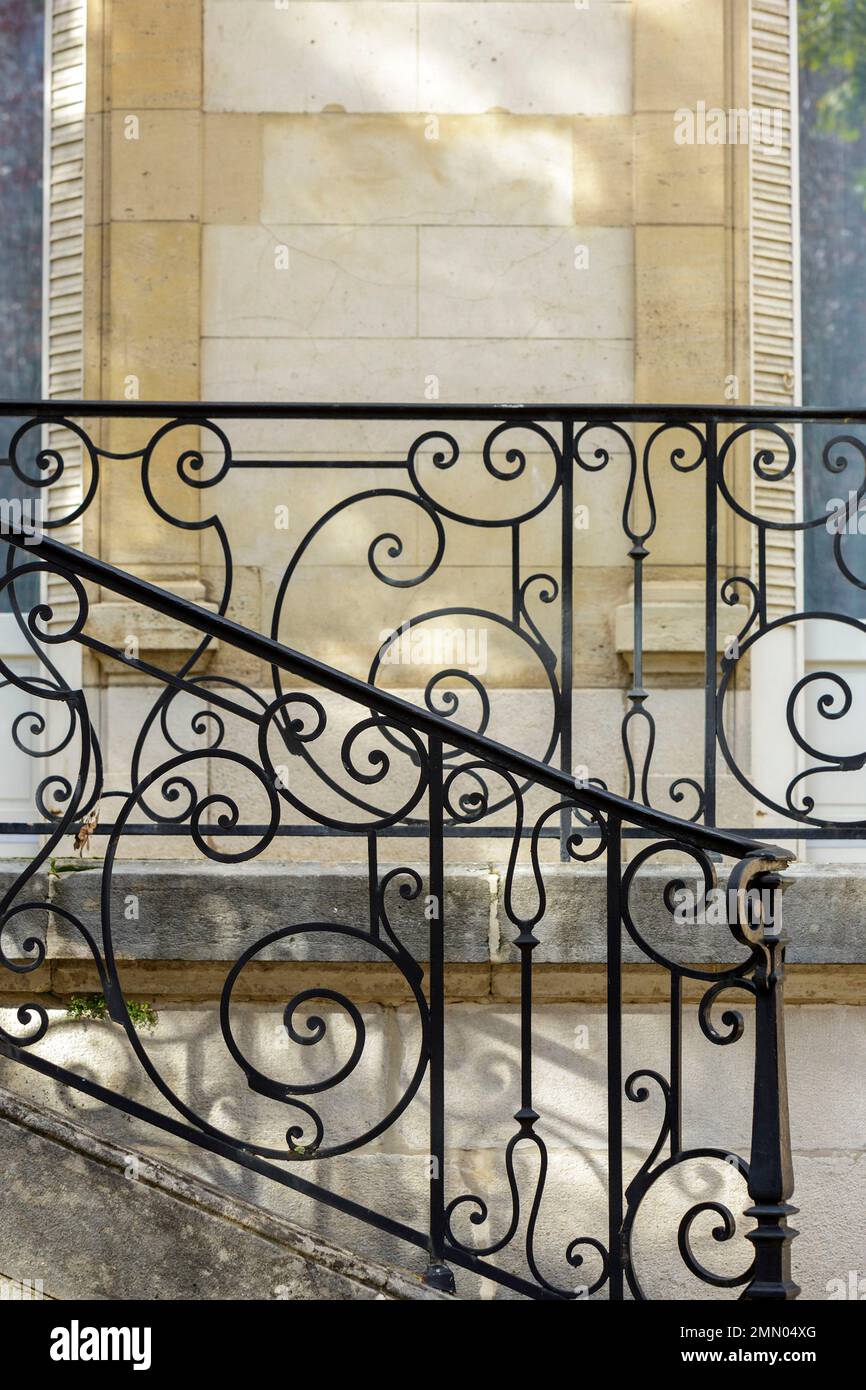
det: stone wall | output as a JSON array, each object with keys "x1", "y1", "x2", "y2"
[{"x1": 67, "y1": 0, "x2": 757, "y2": 833}]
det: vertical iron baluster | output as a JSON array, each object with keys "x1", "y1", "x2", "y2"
[
  {"x1": 622, "y1": 432, "x2": 655, "y2": 807},
  {"x1": 626, "y1": 531, "x2": 647, "y2": 804},
  {"x1": 515, "y1": 900, "x2": 538, "y2": 1128},
  {"x1": 511, "y1": 522, "x2": 521, "y2": 627},
  {"x1": 757, "y1": 526, "x2": 769, "y2": 629},
  {"x1": 367, "y1": 832, "x2": 379, "y2": 938},
  {"x1": 669, "y1": 972, "x2": 682, "y2": 1156},
  {"x1": 422, "y1": 734, "x2": 455, "y2": 1293},
  {"x1": 606, "y1": 816, "x2": 624, "y2": 1298},
  {"x1": 560, "y1": 416, "x2": 574, "y2": 861},
  {"x1": 742, "y1": 874, "x2": 799, "y2": 1300},
  {"x1": 704, "y1": 418, "x2": 718, "y2": 829}
]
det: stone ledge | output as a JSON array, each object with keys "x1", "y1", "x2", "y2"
[
  {"x1": 4, "y1": 960, "x2": 863, "y2": 1006},
  {"x1": 86, "y1": 581, "x2": 219, "y2": 683},
  {"x1": 614, "y1": 581, "x2": 749, "y2": 677},
  {"x1": 0, "y1": 861, "x2": 863, "y2": 977},
  {"x1": 44, "y1": 861, "x2": 493, "y2": 963}
]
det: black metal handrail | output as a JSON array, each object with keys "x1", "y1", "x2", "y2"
[
  {"x1": 2, "y1": 399, "x2": 866, "y2": 422},
  {"x1": 0, "y1": 522, "x2": 798, "y2": 1300}
]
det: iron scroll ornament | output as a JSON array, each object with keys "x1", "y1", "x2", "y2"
[
  {"x1": 715, "y1": 429, "x2": 866, "y2": 828},
  {"x1": 1, "y1": 404, "x2": 865, "y2": 841}
]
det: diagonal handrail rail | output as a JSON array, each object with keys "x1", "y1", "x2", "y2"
[{"x1": 5, "y1": 526, "x2": 791, "y2": 867}]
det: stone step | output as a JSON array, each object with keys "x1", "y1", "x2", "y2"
[{"x1": 0, "y1": 1085, "x2": 448, "y2": 1301}]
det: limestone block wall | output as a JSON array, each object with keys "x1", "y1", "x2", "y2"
[{"x1": 59, "y1": 0, "x2": 768, "y2": 848}]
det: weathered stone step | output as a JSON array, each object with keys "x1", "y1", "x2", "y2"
[{"x1": 0, "y1": 1086, "x2": 448, "y2": 1301}]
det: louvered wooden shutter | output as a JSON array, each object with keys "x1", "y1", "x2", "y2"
[
  {"x1": 43, "y1": 0, "x2": 86, "y2": 635},
  {"x1": 750, "y1": 0, "x2": 801, "y2": 618}
]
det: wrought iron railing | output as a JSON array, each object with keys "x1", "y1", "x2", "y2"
[
  {"x1": 1, "y1": 400, "x2": 866, "y2": 849},
  {"x1": 0, "y1": 524, "x2": 797, "y2": 1299}
]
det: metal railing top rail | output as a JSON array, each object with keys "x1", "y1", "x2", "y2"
[
  {"x1": 1, "y1": 398, "x2": 866, "y2": 422},
  {"x1": 5, "y1": 524, "x2": 791, "y2": 868}
]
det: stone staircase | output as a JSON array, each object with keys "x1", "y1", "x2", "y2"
[{"x1": 0, "y1": 1086, "x2": 448, "y2": 1301}]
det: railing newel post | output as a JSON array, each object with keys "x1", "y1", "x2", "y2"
[{"x1": 741, "y1": 871, "x2": 799, "y2": 1301}]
